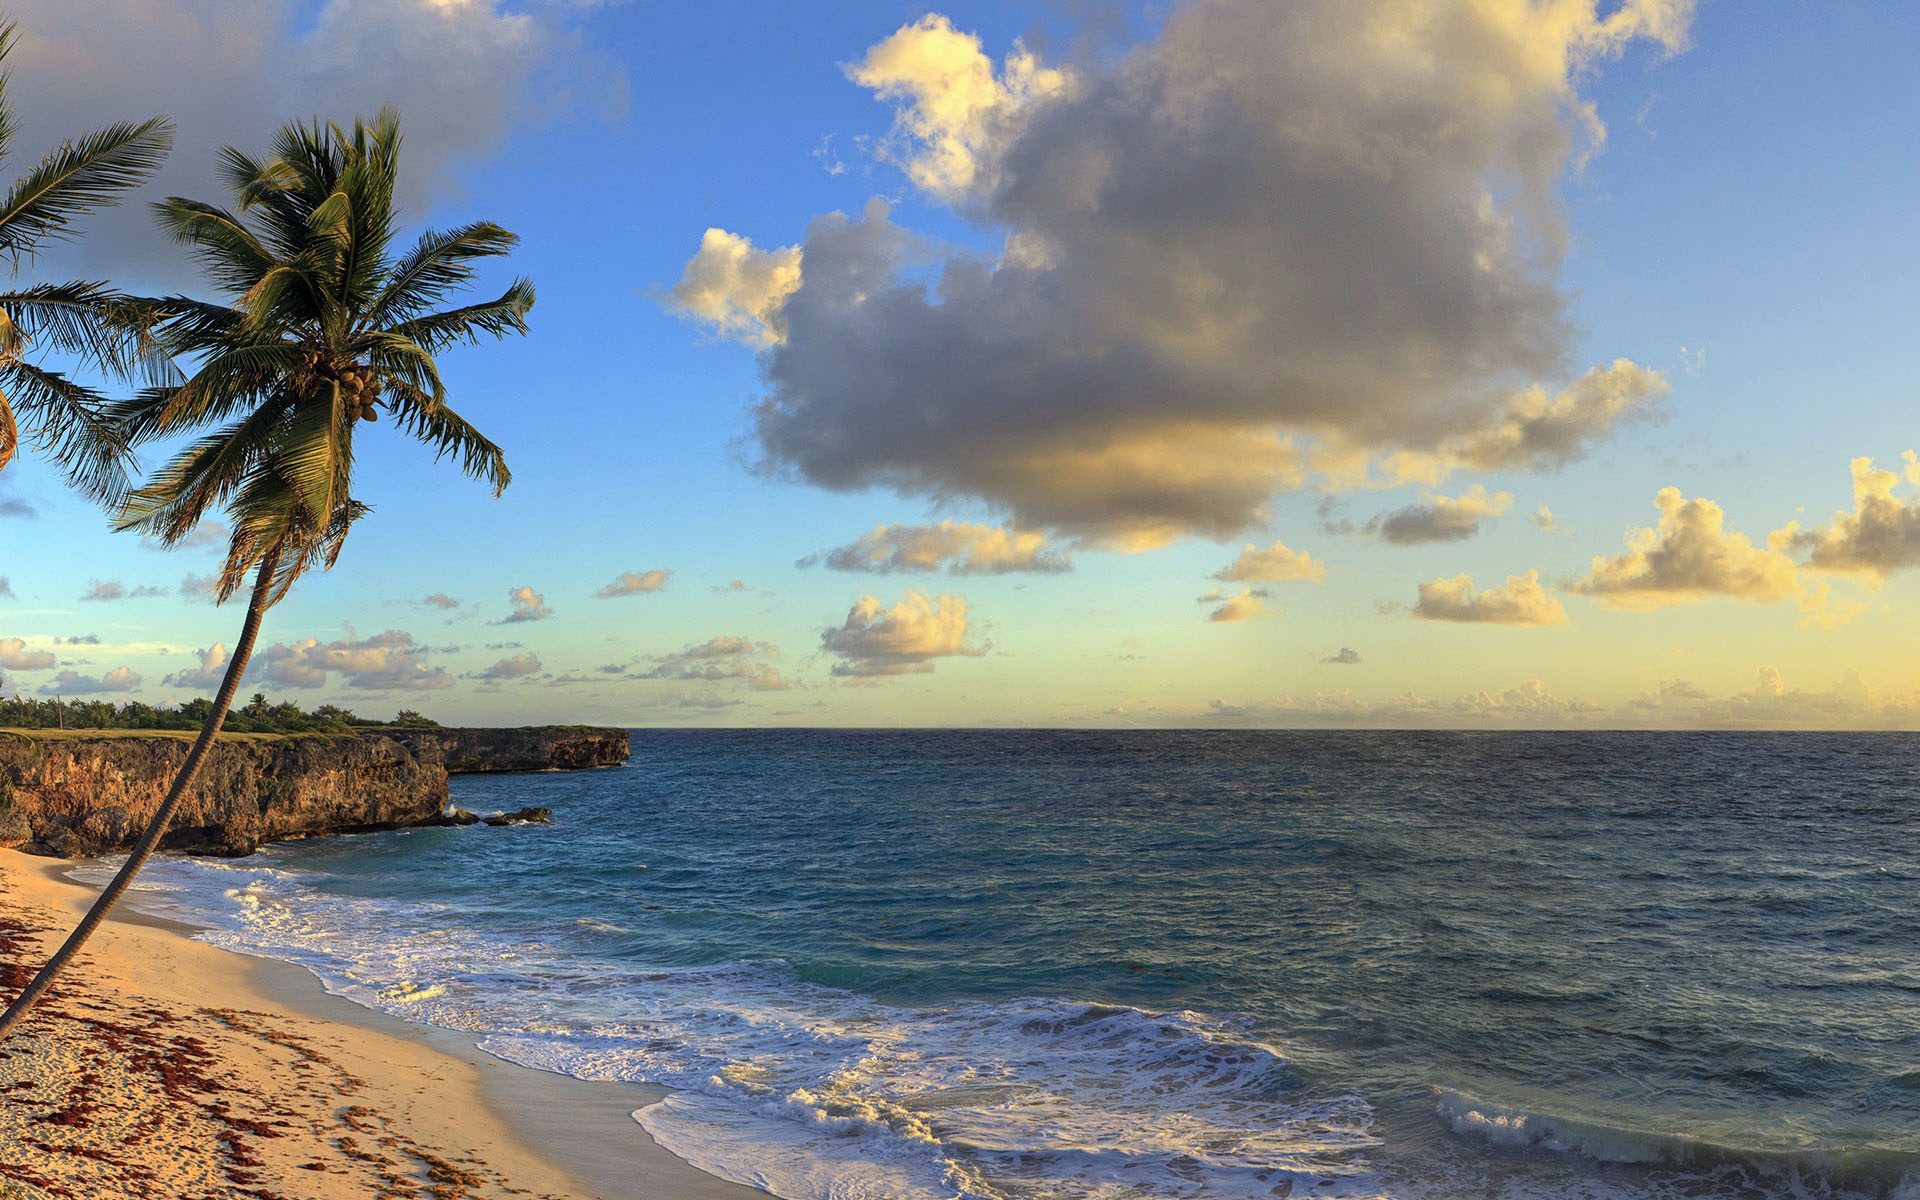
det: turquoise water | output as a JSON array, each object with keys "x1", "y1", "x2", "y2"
[{"x1": 120, "y1": 731, "x2": 1920, "y2": 1198}]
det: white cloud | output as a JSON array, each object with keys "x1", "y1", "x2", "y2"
[
  {"x1": 162, "y1": 643, "x2": 228, "y2": 691},
  {"x1": 1368, "y1": 485, "x2": 1514, "y2": 545},
  {"x1": 639, "y1": 636, "x2": 788, "y2": 690},
  {"x1": 846, "y1": 13, "x2": 1070, "y2": 199},
  {"x1": 1211, "y1": 539, "x2": 1326, "y2": 583},
  {"x1": 81, "y1": 579, "x2": 167, "y2": 601},
  {"x1": 250, "y1": 629, "x2": 451, "y2": 691},
  {"x1": 821, "y1": 591, "x2": 980, "y2": 676},
  {"x1": 1413, "y1": 570, "x2": 1568, "y2": 626},
  {"x1": 503, "y1": 585, "x2": 554, "y2": 622},
  {"x1": 1198, "y1": 586, "x2": 1266, "y2": 623},
  {"x1": 1569, "y1": 487, "x2": 1800, "y2": 609},
  {"x1": 813, "y1": 521, "x2": 1068, "y2": 574},
  {"x1": 0, "y1": 639, "x2": 54, "y2": 670},
  {"x1": 704, "y1": 2, "x2": 1686, "y2": 545},
  {"x1": 38, "y1": 666, "x2": 141, "y2": 695},
  {"x1": 595, "y1": 570, "x2": 671, "y2": 598},
  {"x1": 1789, "y1": 455, "x2": 1920, "y2": 579},
  {"x1": 478, "y1": 652, "x2": 542, "y2": 681},
  {"x1": 423, "y1": 592, "x2": 462, "y2": 610},
  {"x1": 670, "y1": 229, "x2": 804, "y2": 346}
]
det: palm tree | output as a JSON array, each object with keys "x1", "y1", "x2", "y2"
[
  {"x1": 0, "y1": 108, "x2": 532, "y2": 1040},
  {"x1": 0, "y1": 21, "x2": 173, "y2": 501}
]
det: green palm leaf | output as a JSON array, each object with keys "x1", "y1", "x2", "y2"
[{"x1": 0, "y1": 117, "x2": 173, "y2": 254}]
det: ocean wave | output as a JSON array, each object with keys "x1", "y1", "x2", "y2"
[
  {"x1": 106, "y1": 855, "x2": 1384, "y2": 1200},
  {"x1": 1436, "y1": 1089, "x2": 1920, "y2": 1200}
]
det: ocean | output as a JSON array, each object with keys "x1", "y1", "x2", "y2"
[{"x1": 95, "y1": 730, "x2": 1920, "y2": 1199}]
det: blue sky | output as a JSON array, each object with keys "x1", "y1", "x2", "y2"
[{"x1": 4, "y1": 1, "x2": 1920, "y2": 728}]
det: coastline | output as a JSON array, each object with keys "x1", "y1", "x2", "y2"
[{"x1": 0, "y1": 849, "x2": 760, "y2": 1200}]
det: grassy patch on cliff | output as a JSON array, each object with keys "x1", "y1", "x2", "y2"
[{"x1": 0, "y1": 728, "x2": 296, "y2": 744}]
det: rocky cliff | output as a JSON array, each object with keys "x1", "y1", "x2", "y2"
[
  {"x1": 0, "y1": 725, "x2": 629, "y2": 857},
  {"x1": 362, "y1": 725, "x2": 630, "y2": 773}
]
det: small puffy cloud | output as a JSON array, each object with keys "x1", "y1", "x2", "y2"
[
  {"x1": 814, "y1": 521, "x2": 1068, "y2": 574},
  {"x1": 595, "y1": 570, "x2": 671, "y2": 599},
  {"x1": 1532, "y1": 504, "x2": 1565, "y2": 534},
  {"x1": 721, "y1": 5, "x2": 1686, "y2": 546},
  {"x1": 57, "y1": 635, "x2": 100, "y2": 645},
  {"x1": 1211, "y1": 540, "x2": 1326, "y2": 583},
  {"x1": 503, "y1": 585, "x2": 554, "y2": 622},
  {"x1": 179, "y1": 573, "x2": 219, "y2": 603},
  {"x1": 670, "y1": 228, "x2": 803, "y2": 346},
  {"x1": 1413, "y1": 570, "x2": 1568, "y2": 626},
  {"x1": 1199, "y1": 586, "x2": 1266, "y2": 623},
  {"x1": 39, "y1": 666, "x2": 141, "y2": 695},
  {"x1": 423, "y1": 592, "x2": 462, "y2": 610},
  {"x1": 846, "y1": 13, "x2": 1070, "y2": 199},
  {"x1": 0, "y1": 578, "x2": 12, "y2": 599},
  {"x1": 0, "y1": 489, "x2": 34, "y2": 518},
  {"x1": 1438, "y1": 361, "x2": 1670, "y2": 475},
  {"x1": 478, "y1": 652, "x2": 542, "y2": 681},
  {"x1": 821, "y1": 591, "x2": 980, "y2": 676},
  {"x1": 1369, "y1": 486, "x2": 1514, "y2": 545},
  {"x1": 0, "y1": 639, "x2": 55, "y2": 671},
  {"x1": 1569, "y1": 488, "x2": 1799, "y2": 609},
  {"x1": 1323, "y1": 647, "x2": 1361, "y2": 665},
  {"x1": 1796, "y1": 581, "x2": 1870, "y2": 631},
  {"x1": 640, "y1": 636, "x2": 788, "y2": 690},
  {"x1": 1789, "y1": 455, "x2": 1920, "y2": 579},
  {"x1": 81, "y1": 580, "x2": 167, "y2": 602},
  {"x1": 163, "y1": 644, "x2": 229, "y2": 691},
  {"x1": 714, "y1": 580, "x2": 749, "y2": 593},
  {"x1": 251, "y1": 629, "x2": 451, "y2": 691}
]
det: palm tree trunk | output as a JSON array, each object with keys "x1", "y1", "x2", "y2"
[{"x1": 0, "y1": 545, "x2": 283, "y2": 1042}]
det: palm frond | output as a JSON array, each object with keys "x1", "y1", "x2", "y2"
[
  {"x1": 152, "y1": 197, "x2": 276, "y2": 296},
  {"x1": 364, "y1": 222, "x2": 517, "y2": 328},
  {"x1": 0, "y1": 280, "x2": 159, "y2": 377},
  {"x1": 390, "y1": 279, "x2": 534, "y2": 352},
  {"x1": 0, "y1": 359, "x2": 130, "y2": 504},
  {"x1": 0, "y1": 117, "x2": 173, "y2": 256},
  {"x1": 0, "y1": 23, "x2": 20, "y2": 168},
  {"x1": 383, "y1": 379, "x2": 509, "y2": 496}
]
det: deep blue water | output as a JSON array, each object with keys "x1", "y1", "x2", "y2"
[{"x1": 122, "y1": 730, "x2": 1920, "y2": 1199}]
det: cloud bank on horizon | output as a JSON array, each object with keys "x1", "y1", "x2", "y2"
[{"x1": 675, "y1": 0, "x2": 1691, "y2": 549}]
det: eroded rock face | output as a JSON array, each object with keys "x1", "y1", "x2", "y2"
[
  {"x1": 361, "y1": 726, "x2": 630, "y2": 773},
  {"x1": 0, "y1": 733, "x2": 447, "y2": 858}
]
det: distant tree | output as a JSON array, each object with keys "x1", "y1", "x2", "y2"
[{"x1": 0, "y1": 110, "x2": 529, "y2": 1041}]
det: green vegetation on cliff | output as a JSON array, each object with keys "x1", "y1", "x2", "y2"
[{"x1": 0, "y1": 694, "x2": 441, "y2": 735}]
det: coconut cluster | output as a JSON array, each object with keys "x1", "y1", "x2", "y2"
[
  {"x1": 303, "y1": 351, "x2": 383, "y2": 423},
  {"x1": 337, "y1": 364, "x2": 383, "y2": 423}
]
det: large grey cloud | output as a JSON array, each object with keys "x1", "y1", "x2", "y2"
[
  {"x1": 689, "y1": 1, "x2": 1688, "y2": 547},
  {"x1": 4, "y1": 0, "x2": 616, "y2": 288}
]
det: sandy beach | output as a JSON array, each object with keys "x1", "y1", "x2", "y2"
[{"x1": 0, "y1": 850, "x2": 759, "y2": 1200}]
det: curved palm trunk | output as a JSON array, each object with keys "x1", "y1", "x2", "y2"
[{"x1": 0, "y1": 545, "x2": 282, "y2": 1042}]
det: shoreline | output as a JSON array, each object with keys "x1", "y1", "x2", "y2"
[{"x1": 0, "y1": 849, "x2": 760, "y2": 1200}]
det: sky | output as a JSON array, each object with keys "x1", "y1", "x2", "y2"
[{"x1": 2, "y1": 0, "x2": 1920, "y2": 729}]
